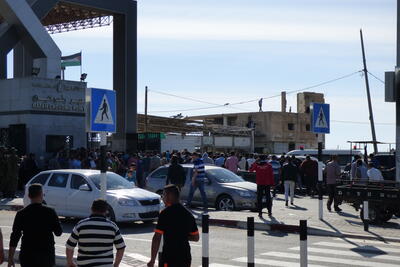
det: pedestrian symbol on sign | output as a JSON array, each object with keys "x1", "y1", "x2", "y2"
[
  {"x1": 94, "y1": 94, "x2": 114, "y2": 125},
  {"x1": 315, "y1": 107, "x2": 328, "y2": 128}
]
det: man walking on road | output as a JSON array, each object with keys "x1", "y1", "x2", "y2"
[
  {"x1": 66, "y1": 199, "x2": 126, "y2": 267},
  {"x1": 325, "y1": 155, "x2": 342, "y2": 212},
  {"x1": 269, "y1": 155, "x2": 281, "y2": 198},
  {"x1": 281, "y1": 157, "x2": 298, "y2": 207},
  {"x1": 8, "y1": 184, "x2": 62, "y2": 267},
  {"x1": 148, "y1": 185, "x2": 199, "y2": 267},
  {"x1": 300, "y1": 155, "x2": 318, "y2": 197},
  {"x1": 250, "y1": 155, "x2": 274, "y2": 217},
  {"x1": 225, "y1": 151, "x2": 239, "y2": 173},
  {"x1": 166, "y1": 155, "x2": 186, "y2": 190},
  {"x1": 187, "y1": 152, "x2": 208, "y2": 213}
]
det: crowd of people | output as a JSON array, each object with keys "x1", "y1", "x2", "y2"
[
  {"x1": 0, "y1": 144, "x2": 387, "y2": 200},
  {"x1": 0, "y1": 147, "x2": 393, "y2": 267}
]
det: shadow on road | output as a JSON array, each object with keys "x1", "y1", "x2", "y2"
[{"x1": 289, "y1": 205, "x2": 307, "y2": 211}]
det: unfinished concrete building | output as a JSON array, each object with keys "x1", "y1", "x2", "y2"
[{"x1": 189, "y1": 92, "x2": 325, "y2": 154}]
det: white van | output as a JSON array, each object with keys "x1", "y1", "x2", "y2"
[{"x1": 287, "y1": 149, "x2": 362, "y2": 167}]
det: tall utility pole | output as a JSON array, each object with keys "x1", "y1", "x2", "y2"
[
  {"x1": 360, "y1": 29, "x2": 378, "y2": 154},
  {"x1": 396, "y1": 0, "x2": 400, "y2": 182},
  {"x1": 144, "y1": 86, "x2": 148, "y2": 151}
]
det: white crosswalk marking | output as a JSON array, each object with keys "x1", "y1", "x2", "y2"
[
  {"x1": 261, "y1": 252, "x2": 400, "y2": 267},
  {"x1": 290, "y1": 246, "x2": 400, "y2": 261},
  {"x1": 126, "y1": 253, "x2": 152, "y2": 263},
  {"x1": 228, "y1": 238, "x2": 400, "y2": 267},
  {"x1": 232, "y1": 257, "x2": 326, "y2": 267},
  {"x1": 315, "y1": 241, "x2": 400, "y2": 253},
  {"x1": 334, "y1": 238, "x2": 400, "y2": 247},
  {"x1": 205, "y1": 264, "x2": 241, "y2": 267}
]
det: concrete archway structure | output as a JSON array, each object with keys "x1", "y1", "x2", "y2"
[{"x1": 0, "y1": 0, "x2": 137, "y2": 152}]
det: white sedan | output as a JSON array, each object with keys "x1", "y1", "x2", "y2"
[{"x1": 23, "y1": 169, "x2": 162, "y2": 222}]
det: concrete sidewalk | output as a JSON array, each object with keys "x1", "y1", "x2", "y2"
[
  {"x1": 192, "y1": 195, "x2": 400, "y2": 242},
  {"x1": 2, "y1": 195, "x2": 399, "y2": 242}
]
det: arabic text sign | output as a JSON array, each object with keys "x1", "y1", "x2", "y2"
[
  {"x1": 89, "y1": 88, "x2": 116, "y2": 133},
  {"x1": 311, "y1": 103, "x2": 330, "y2": 134}
]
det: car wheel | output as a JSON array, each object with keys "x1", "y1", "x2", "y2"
[
  {"x1": 106, "y1": 206, "x2": 116, "y2": 222},
  {"x1": 216, "y1": 195, "x2": 235, "y2": 211},
  {"x1": 380, "y1": 210, "x2": 393, "y2": 223},
  {"x1": 360, "y1": 206, "x2": 380, "y2": 224}
]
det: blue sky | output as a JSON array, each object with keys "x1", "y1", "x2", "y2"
[{"x1": 7, "y1": 0, "x2": 397, "y2": 150}]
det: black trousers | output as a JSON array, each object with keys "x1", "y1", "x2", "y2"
[
  {"x1": 257, "y1": 185, "x2": 272, "y2": 213},
  {"x1": 20, "y1": 251, "x2": 55, "y2": 267},
  {"x1": 305, "y1": 175, "x2": 317, "y2": 196},
  {"x1": 327, "y1": 184, "x2": 339, "y2": 209}
]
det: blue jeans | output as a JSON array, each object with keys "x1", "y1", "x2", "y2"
[{"x1": 187, "y1": 179, "x2": 208, "y2": 210}]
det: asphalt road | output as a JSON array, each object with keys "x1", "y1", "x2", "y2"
[{"x1": 1, "y1": 210, "x2": 400, "y2": 266}]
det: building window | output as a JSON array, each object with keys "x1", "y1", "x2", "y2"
[
  {"x1": 306, "y1": 124, "x2": 311, "y2": 131},
  {"x1": 213, "y1": 117, "x2": 223, "y2": 125},
  {"x1": 288, "y1": 123, "x2": 295, "y2": 131},
  {"x1": 228, "y1": 116, "x2": 237, "y2": 126}
]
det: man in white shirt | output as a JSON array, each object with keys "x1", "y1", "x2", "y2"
[
  {"x1": 367, "y1": 163, "x2": 384, "y2": 181},
  {"x1": 247, "y1": 154, "x2": 256, "y2": 169}
]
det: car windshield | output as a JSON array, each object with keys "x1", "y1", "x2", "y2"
[
  {"x1": 90, "y1": 172, "x2": 134, "y2": 190},
  {"x1": 206, "y1": 168, "x2": 245, "y2": 183}
]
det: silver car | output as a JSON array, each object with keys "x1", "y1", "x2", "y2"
[{"x1": 146, "y1": 164, "x2": 259, "y2": 211}]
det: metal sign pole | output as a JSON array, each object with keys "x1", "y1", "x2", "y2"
[
  {"x1": 318, "y1": 134, "x2": 324, "y2": 220},
  {"x1": 100, "y1": 132, "x2": 107, "y2": 200}
]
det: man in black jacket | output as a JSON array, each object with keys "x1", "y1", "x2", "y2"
[
  {"x1": 8, "y1": 184, "x2": 62, "y2": 267},
  {"x1": 166, "y1": 155, "x2": 186, "y2": 190},
  {"x1": 281, "y1": 157, "x2": 298, "y2": 206}
]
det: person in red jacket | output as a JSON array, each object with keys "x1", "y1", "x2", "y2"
[{"x1": 250, "y1": 155, "x2": 274, "y2": 217}]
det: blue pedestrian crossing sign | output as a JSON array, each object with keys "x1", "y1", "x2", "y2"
[
  {"x1": 88, "y1": 88, "x2": 116, "y2": 133},
  {"x1": 311, "y1": 103, "x2": 330, "y2": 134}
]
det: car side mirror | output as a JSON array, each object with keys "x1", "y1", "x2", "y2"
[{"x1": 79, "y1": 184, "x2": 91, "y2": 191}]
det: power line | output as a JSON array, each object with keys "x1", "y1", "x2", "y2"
[
  {"x1": 150, "y1": 105, "x2": 233, "y2": 113},
  {"x1": 281, "y1": 70, "x2": 363, "y2": 96},
  {"x1": 149, "y1": 89, "x2": 222, "y2": 106},
  {"x1": 332, "y1": 120, "x2": 394, "y2": 125},
  {"x1": 149, "y1": 89, "x2": 251, "y2": 112},
  {"x1": 150, "y1": 70, "x2": 363, "y2": 113},
  {"x1": 367, "y1": 71, "x2": 385, "y2": 84}
]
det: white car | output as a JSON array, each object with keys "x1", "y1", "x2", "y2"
[{"x1": 23, "y1": 169, "x2": 162, "y2": 222}]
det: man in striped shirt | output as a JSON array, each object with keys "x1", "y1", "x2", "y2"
[
  {"x1": 66, "y1": 199, "x2": 126, "y2": 267},
  {"x1": 186, "y1": 152, "x2": 208, "y2": 213}
]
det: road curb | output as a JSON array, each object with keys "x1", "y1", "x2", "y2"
[
  {"x1": 196, "y1": 217, "x2": 400, "y2": 243},
  {"x1": 0, "y1": 204, "x2": 23, "y2": 211}
]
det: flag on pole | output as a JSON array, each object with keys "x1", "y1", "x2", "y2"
[{"x1": 61, "y1": 52, "x2": 82, "y2": 67}]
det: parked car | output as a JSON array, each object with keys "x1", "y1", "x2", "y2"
[
  {"x1": 146, "y1": 164, "x2": 260, "y2": 211},
  {"x1": 23, "y1": 169, "x2": 162, "y2": 222}
]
